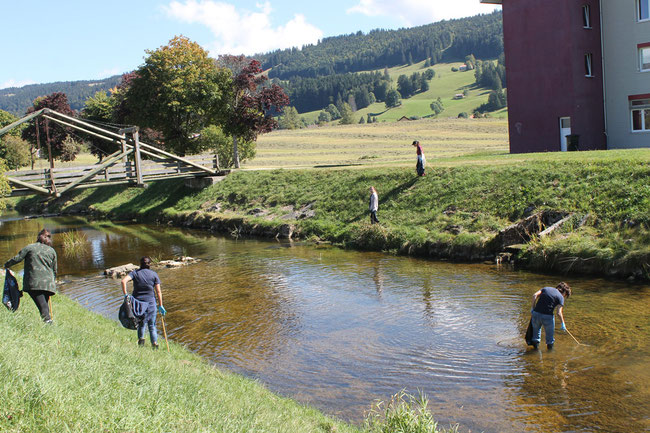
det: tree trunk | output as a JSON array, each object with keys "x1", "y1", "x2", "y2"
[{"x1": 233, "y1": 135, "x2": 240, "y2": 169}]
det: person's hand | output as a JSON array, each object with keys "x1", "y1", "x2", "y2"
[
  {"x1": 123, "y1": 294, "x2": 129, "y2": 300},
  {"x1": 560, "y1": 323, "x2": 567, "y2": 332},
  {"x1": 158, "y1": 305, "x2": 167, "y2": 316}
]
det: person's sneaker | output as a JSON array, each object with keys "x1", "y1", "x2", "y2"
[
  {"x1": 138, "y1": 339, "x2": 146, "y2": 346},
  {"x1": 44, "y1": 319, "x2": 53, "y2": 325},
  {"x1": 547, "y1": 343, "x2": 554, "y2": 350},
  {"x1": 532, "y1": 342, "x2": 538, "y2": 350},
  {"x1": 152, "y1": 343, "x2": 159, "y2": 350}
]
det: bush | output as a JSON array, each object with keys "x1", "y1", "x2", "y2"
[
  {"x1": 59, "y1": 136, "x2": 82, "y2": 162},
  {"x1": 365, "y1": 390, "x2": 458, "y2": 433},
  {"x1": 199, "y1": 125, "x2": 255, "y2": 169},
  {"x1": 458, "y1": 112, "x2": 469, "y2": 119},
  {"x1": 1, "y1": 136, "x2": 31, "y2": 169},
  {"x1": 451, "y1": 67, "x2": 459, "y2": 72}
]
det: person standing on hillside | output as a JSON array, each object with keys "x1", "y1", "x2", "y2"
[
  {"x1": 530, "y1": 282, "x2": 572, "y2": 350},
  {"x1": 412, "y1": 140, "x2": 426, "y2": 176},
  {"x1": 121, "y1": 256, "x2": 166, "y2": 349},
  {"x1": 369, "y1": 186, "x2": 380, "y2": 224},
  {"x1": 4, "y1": 229, "x2": 57, "y2": 323}
]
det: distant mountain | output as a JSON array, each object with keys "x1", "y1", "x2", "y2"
[
  {"x1": 259, "y1": 11, "x2": 502, "y2": 79},
  {"x1": 0, "y1": 76, "x2": 121, "y2": 116}
]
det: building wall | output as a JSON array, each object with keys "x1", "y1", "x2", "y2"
[
  {"x1": 501, "y1": 0, "x2": 606, "y2": 153},
  {"x1": 601, "y1": 0, "x2": 650, "y2": 149}
]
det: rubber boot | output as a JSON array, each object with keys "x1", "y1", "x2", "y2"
[
  {"x1": 138, "y1": 338, "x2": 146, "y2": 346},
  {"x1": 547, "y1": 343, "x2": 554, "y2": 350},
  {"x1": 532, "y1": 342, "x2": 538, "y2": 350}
]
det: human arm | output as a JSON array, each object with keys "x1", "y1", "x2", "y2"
[
  {"x1": 155, "y1": 283, "x2": 166, "y2": 315},
  {"x1": 557, "y1": 305, "x2": 566, "y2": 330},
  {"x1": 531, "y1": 290, "x2": 542, "y2": 311},
  {"x1": 4, "y1": 247, "x2": 28, "y2": 269},
  {"x1": 121, "y1": 275, "x2": 132, "y2": 297}
]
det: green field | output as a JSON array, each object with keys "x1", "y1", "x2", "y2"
[
  {"x1": 299, "y1": 60, "x2": 506, "y2": 125},
  {"x1": 251, "y1": 117, "x2": 509, "y2": 168}
]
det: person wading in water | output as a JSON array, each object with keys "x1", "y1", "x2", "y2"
[
  {"x1": 530, "y1": 282, "x2": 572, "y2": 350},
  {"x1": 121, "y1": 257, "x2": 166, "y2": 348},
  {"x1": 4, "y1": 229, "x2": 57, "y2": 323}
]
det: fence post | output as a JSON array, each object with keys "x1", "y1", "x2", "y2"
[{"x1": 133, "y1": 128, "x2": 144, "y2": 187}]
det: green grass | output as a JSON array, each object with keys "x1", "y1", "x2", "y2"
[
  {"x1": 0, "y1": 294, "x2": 361, "y2": 433},
  {"x1": 15, "y1": 148, "x2": 650, "y2": 280},
  {"x1": 299, "y1": 60, "x2": 505, "y2": 125}
]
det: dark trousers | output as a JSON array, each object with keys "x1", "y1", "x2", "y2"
[
  {"x1": 28, "y1": 290, "x2": 51, "y2": 322},
  {"x1": 370, "y1": 210, "x2": 380, "y2": 224}
]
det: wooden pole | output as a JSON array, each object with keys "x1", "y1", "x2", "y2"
[
  {"x1": 0, "y1": 108, "x2": 45, "y2": 137},
  {"x1": 133, "y1": 129, "x2": 144, "y2": 187},
  {"x1": 160, "y1": 315, "x2": 170, "y2": 352},
  {"x1": 44, "y1": 118, "x2": 57, "y2": 195},
  {"x1": 48, "y1": 297, "x2": 54, "y2": 321},
  {"x1": 33, "y1": 118, "x2": 40, "y2": 170},
  {"x1": 57, "y1": 149, "x2": 133, "y2": 195}
]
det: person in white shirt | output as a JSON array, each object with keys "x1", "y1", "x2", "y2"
[{"x1": 369, "y1": 186, "x2": 380, "y2": 224}]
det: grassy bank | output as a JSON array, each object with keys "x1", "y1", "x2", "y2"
[
  {"x1": 0, "y1": 284, "x2": 460, "y2": 433},
  {"x1": 14, "y1": 148, "x2": 650, "y2": 281}
]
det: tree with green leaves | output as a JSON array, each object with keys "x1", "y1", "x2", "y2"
[
  {"x1": 1, "y1": 136, "x2": 31, "y2": 170},
  {"x1": 278, "y1": 106, "x2": 301, "y2": 130},
  {"x1": 318, "y1": 110, "x2": 332, "y2": 124},
  {"x1": 198, "y1": 125, "x2": 255, "y2": 169},
  {"x1": 80, "y1": 91, "x2": 118, "y2": 161},
  {"x1": 125, "y1": 36, "x2": 231, "y2": 156},
  {"x1": 430, "y1": 97, "x2": 444, "y2": 117},
  {"x1": 385, "y1": 89, "x2": 401, "y2": 108},
  {"x1": 339, "y1": 103, "x2": 355, "y2": 125}
]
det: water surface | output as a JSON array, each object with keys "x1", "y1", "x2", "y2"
[{"x1": 1, "y1": 215, "x2": 648, "y2": 433}]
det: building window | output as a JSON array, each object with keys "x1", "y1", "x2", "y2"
[
  {"x1": 583, "y1": 5, "x2": 592, "y2": 28},
  {"x1": 631, "y1": 98, "x2": 650, "y2": 131},
  {"x1": 640, "y1": 0, "x2": 650, "y2": 21},
  {"x1": 584, "y1": 53, "x2": 593, "y2": 77},
  {"x1": 640, "y1": 45, "x2": 650, "y2": 71}
]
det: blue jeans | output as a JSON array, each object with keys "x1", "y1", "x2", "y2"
[
  {"x1": 137, "y1": 305, "x2": 158, "y2": 344},
  {"x1": 531, "y1": 311, "x2": 555, "y2": 345}
]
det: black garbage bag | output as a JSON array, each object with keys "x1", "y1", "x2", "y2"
[
  {"x1": 525, "y1": 318, "x2": 534, "y2": 345},
  {"x1": 118, "y1": 296, "x2": 142, "y2": 330},
  {"x1": 3, "y1": 271, "x2": 22, "y2": 312}
]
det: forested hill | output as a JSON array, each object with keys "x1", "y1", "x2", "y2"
[
  {"x1": 260, "y1": 11, "x2": 503, "y2": 80},
  {"x1": 0, "y1": 76, "x2": 121, "y2": 116}
]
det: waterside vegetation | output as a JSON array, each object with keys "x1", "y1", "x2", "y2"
[{"x1": 13, "y1": 148, "x2": 650, "y2": 281}]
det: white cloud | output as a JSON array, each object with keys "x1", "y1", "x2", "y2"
[
  {"x1": 347, "y1": 0, "x2": 499, "y2": 26},
  {"x1": 164, "y1": 0, "x2": 323, "y2": 55},
  {"x1": 1, "y1": 79, "x2": 36, "y2": 89}
]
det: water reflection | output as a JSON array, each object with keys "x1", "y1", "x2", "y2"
[{"x1": 1, "y1": 214, "x2": 648, "y2": 433}]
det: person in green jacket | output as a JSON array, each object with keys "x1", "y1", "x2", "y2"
[{"x1": 4, "y1": 229, "x2": 57, "y2": 323}]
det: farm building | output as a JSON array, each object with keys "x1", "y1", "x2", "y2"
[{"x1": 482, "y1": 0, "x2": 650, "y2": 152}]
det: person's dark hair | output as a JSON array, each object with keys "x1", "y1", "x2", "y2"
[
  {"x1": 556, "y1": 282, "x2": 572, "y2": 298},
  {"x1": 412, "y1": 140, "x2": 419, "y2": 146},
  {"x1": 37, "y1": 229, "x2": 52, "y2": 247},
  {"x1": 140, "y1": 256, "x2": 152, "y2": 269}
]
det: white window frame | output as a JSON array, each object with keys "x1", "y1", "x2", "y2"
[
  {"x1": 582, "y1": 5, "x2": 592, "y2": 29},
  {"x1": 639, "y1": 0, "x2": 650, "y2": 22},
  {"x1": 584, "y1": 53, "x2": 594, "y2": 77},
  {"x1": 639, "y1": 46, "x2": 650, "y2": 72},
  {"x1": 630, "y1": 99, "x2": 650, "y2": 132}
]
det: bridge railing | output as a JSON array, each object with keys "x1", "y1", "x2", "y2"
[{"x1": 8, "y1": 154, "x2": 219, "y2": 195}]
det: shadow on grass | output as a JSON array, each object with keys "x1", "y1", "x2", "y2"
[{"x1": 344, "y1": 176, "x2": 420, "y2": 224}]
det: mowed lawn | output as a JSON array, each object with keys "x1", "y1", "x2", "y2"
[{"x1": 249, "y1": 117, "x2": 509, "y2": 168}]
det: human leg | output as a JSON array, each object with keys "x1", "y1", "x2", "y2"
[
  {"x1": 145, "y1": 308, "x2": 158, "y2": 346},
  {"x1": 371, "y1": 210, "x2": 379, "y2": 224},
  {"x1": 28, "y1": 291, "x2": 51, "y2": 322},
  {"x1": 540, "y1": 313, "x2": 556, "y2": 346},
  {"x1": 531, "y1": 311, "x2": 543, "y2": 345}
]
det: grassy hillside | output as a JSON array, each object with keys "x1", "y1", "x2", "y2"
[
  {"x1": 299, "y1": 60, "x2": 507, "y2": 125},
  {"x1": 14, "y1": 149, "x2": 650, "y2": 281}
]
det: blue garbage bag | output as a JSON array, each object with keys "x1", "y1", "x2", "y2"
[{"x1": 3, "y1": 271, "x2": 22, "y2": 312}]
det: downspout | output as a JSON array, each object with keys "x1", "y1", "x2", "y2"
[{"x1": 599, "y1": 0, "x2": 608, "y2": 149}]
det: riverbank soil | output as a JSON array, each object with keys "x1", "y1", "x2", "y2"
[{"x1": 13, "y1": 149, "x2": 650, "y2": 281}]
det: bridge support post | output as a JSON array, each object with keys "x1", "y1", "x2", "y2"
[{"x1": 133, "y1": 128, "x2": 145, "y2": 187}]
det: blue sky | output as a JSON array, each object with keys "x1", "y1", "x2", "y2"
[{"x1": 0, "y1": 0, "x2": 499, "y2": 88}]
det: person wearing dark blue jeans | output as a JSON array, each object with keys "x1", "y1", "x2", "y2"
[
  {"x1": 530, "y1": 282, "x2": 572, "y2": 350},
  {"x1": 121, "y1": 256, "x2": 166, "y2": 349}
]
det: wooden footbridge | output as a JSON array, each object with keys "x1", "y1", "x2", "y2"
[{"x1": 0, "y1": 109, "x2": 223, "y2": 197}]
